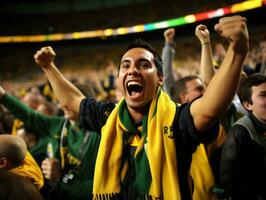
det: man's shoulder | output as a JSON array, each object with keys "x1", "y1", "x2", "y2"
[
  {"x1": 228, "y1": 119, "x2": 254, "y2": 143},
  {"x1": 174, "y1": 103, "x2": 191, "y2": 122},
  {"x1": 233, "y1": 115, "x2": 256, "y2": 136},
  {"x1": 81, "y1": 98, "x2": 115, "y2": 113}
]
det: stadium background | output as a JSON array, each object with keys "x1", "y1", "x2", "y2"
[{"x1": 0, "y1": 0, "x2": 265, "y2": 85}]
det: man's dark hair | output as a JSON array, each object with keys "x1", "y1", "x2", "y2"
[
  {"x1": 170, "y1": 75, "x2": 200, "y2": 103},
  {"x1": 237, "y1": 73, "x2": 266, "y2": 104},
  {"x1": 6, "y1": 143, "x2": 25, "y2": 168},
  {"x1": 0, "y1": 138, "x2": 25, "y2": 168},
  {"x1": 119, "y1": 39, "x2": 163, "y2": 76}
]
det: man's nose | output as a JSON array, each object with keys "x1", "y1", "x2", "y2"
[{"x1": 128, "y1": 65, "x2": 139, "y2": 75}]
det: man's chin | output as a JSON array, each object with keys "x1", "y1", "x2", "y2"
[{"x1": 126, "y1": 100, "x2": 150, "y2": 111}]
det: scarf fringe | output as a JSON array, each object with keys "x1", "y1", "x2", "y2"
[
  {"x1": 139, "y1": 194, "x2": 163, "y2": 200},
  {"x1": 93, "y1": 193, "x2": 118, "y2": 200},
  {"x1": 93, "y1": 193, "x2": 164, "y2": 200}
]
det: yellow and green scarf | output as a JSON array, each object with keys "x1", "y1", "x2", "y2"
[{"x1": 93, "y1": 89, "x2": 181, "y2": 199}]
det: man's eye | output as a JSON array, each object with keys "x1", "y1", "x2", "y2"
[
  {"x1": 139, "y1": 63, "x2": 149, "y2": 68},
  {"x1": 121, "y1": 64, "x2": 129, "y2": 69},
  {"x1": 259, "y1": 93, "x2": 266, "y2": 97}
]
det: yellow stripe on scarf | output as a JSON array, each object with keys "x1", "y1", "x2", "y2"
[
  {"x1": 190, "y1": 144, "x2": 215, "y2": 200},
  {"x1": 93, "y1": 89, "x2": 181, "y2": 199}
]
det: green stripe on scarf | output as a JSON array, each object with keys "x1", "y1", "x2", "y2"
[
  {"x1": 133, "y1": 148, "x2": 151, "y2": 193},
  {"x1": 118, "y1": 99, "x2": 151, "y2": 194}
]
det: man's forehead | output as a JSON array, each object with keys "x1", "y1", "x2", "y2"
[
  {"x1": 252, "y1": 83, "x2": 266, "y2": 92},
  {"x1": 186, "y1": 78, "x2": 203, "y2": 86},
  {"x1": 121, "y1": 47, "x2": 154, "y2": 62}
]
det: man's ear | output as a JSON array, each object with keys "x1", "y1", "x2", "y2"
[
  {"x1": 243, "y1": 101, "x2": 252, "y2": 112},
  {"x1": 0, "y1": 157, "x2": 7, "y2": 169},
  {"x1": 179, "y1": 93, "x2": 187, "y2": 104},
  {"x1": 158, "y1": 75, "x2": 163, "y2": 86}
]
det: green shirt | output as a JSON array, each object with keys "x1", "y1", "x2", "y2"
[{"x1": 1, "y1": 94, "x2": 100, "y2": 200}]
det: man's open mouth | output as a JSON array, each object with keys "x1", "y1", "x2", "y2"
[{"x1": 126, "y1": 81, "x2": 144, "y2": 97}]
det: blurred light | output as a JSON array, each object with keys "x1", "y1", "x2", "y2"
[
  {"x1": 48, "y1": 34, "x2": 64, "y2": 41},
  {"x1": 154, "y1": 21, "x2": 169, "y2": 29},
  {"x1": 184, "y1": 15, "x2": 196, "y2": 23},
  {"x1": 116, "y1": 27, "x2": 128, "y2": 35},
  {"x1": 144, "y1": 23, "x2": 156, "y2": 31},
  {"x1": 207, "y1": 8, "x2": 225, "y2": 18},
  {"x1": 167, "y1": 17, "x2": 186, "y2": 27},
  {"x1": 104, "y1": 29, "x2": 114, "y2": 36},
  {"x1": 231, "y1": 0, "x2": 262, "y2": 13},
  {"x1": 195, "y1": 12, "x2": 210, "y2": 21},
  {"x1": 132, "y1": 25, "x2": 145, "y2": 32},
  {"x1": 73, "y1": 32, "x2": 81, "y2": 39},
  {"x1": 0, "y1": 0, "x2": 264, "y2": 43}
]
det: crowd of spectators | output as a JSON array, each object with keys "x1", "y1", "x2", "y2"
[
  {"x1": 0, "y1": 5, "x2": 265, "y2": 199},
  {"x1": 0, "y1": 0, "x2": 245, "y2": 35}
]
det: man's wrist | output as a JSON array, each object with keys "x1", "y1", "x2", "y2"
[
  {"x1": 165, "y1": 41, "x2": 175, "y2": 48},
  {"x1": 201, "y1": 42, "x2": 210, "y2": 46}
]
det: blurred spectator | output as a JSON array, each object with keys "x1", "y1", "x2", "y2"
[
  {"x1": 220, "y1": 73, "x2": 266, "y2": 199},
  {"x1": 162, "y1": 26, "x2": 214, "y2": 200},
  {"x1": 0, "y1": 134, "x2": 26, "y2": 170},
  {"x1": 0, "y1": 134, "x2": 44, "y2": 190},
  {"x1": 0, "y1": 170, "x2": 43, "y2": 200},
  {"x1": 0, "y1": 84, "x2": 100, "y2": 200}
]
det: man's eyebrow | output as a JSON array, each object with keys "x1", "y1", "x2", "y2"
[
  {"x1": 138, "y1": 58, "x2": 150, "y2": 62},
  {"x1": 258, "y1": 90, "x2": 266, "y2": 94},
  {"x1": 120, "y1": 59, "x2": 131, "y2": 63},
  {"x1": 121, "y1": 57, "x2": 150, "y2": 63}
]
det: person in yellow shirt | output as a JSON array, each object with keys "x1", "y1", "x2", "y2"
[{"x1": 0, "y1": 134, "x2": 44, "y2": 189}]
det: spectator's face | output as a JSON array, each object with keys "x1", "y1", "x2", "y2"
[
  {"x1": 30, "y1": 86, "x2": 41, "y2": 96},
  {"x1": 259, "y1": 41, "x2": 266, "y2": 51},
  {"x1": 182, "y1": 79, "x2": 205, "y2": 103},
  {"x1": 118, "y1": 48, "x2": 163, "y2": 111},
  {"x1": 245, "y1": 83, "x2": 266, "y2": 123},
  {"x1": 22, "y1": 93, "x2": 40, "y2": 110},
  {"x1": 16, "y1": 128, "x2": 38, "y2": 149},
  {"x1": 36, "y1": 104, "x2": 49, "y2": 115}
]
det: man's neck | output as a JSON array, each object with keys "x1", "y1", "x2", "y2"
[{"x1": 127, "y1": 107, "x2": 145, "y2": 122}]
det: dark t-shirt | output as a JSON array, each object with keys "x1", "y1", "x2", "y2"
[{"x1": 80, "y1": 98, "x2": 218, "y2": 200}]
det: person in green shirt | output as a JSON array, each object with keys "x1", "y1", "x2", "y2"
[{"x1": 0, "y1": 85, "x2": 100, "y2": 200}]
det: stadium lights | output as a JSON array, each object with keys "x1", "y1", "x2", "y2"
[{"x1": 0, "y1": 0, "x2": 264, "y2": 43}]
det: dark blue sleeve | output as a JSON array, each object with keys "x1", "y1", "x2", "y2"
[
  {"x1": 174, "y1": 102, "x2": 219, "y2": 152},
  {"x1": 79, "y1": 98, "x2": 115, "y2": 133},
  {"x1": 173, "y1": 102, "x2": 219, "y2": 200}
]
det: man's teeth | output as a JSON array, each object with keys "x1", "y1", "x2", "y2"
[{"x1": 127, "y1": 81, "x2": 142, "y2": 87}]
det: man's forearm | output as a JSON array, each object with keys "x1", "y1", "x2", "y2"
[
  {"x1": 191, "y1": 43, "x2": 247, "y2": 132},
  {"x1": 42, "y1": 62, "x2": 85, "y2": 113},
  {"x1": 200, "y1": 42, "x2": 215, "y2": 86},
  {"x1": 162, "y1": 42, "x2": 175, "y2": 95},
  {"x1": 199, "y1": 43, "x2": 247, "y2": 117}
]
